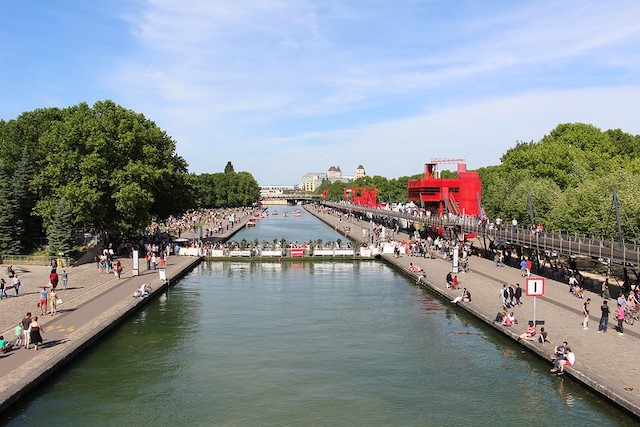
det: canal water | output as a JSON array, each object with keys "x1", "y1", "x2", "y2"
[
  {"x1": 2, "y1": 208, "x2": 636, "y2": 425},
  {"x1": 231, "y1": 205, "x2": 346, "y2": 244}
]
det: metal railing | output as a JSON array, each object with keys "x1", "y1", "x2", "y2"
[
  {"x1": 0, "y1": 255, "x2": 73, "y2": 267},
  {"x1": 322, "y1": 201, "x2": 640, "y2": 267}
]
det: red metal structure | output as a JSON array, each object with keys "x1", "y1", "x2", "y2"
[
  {"x1": 343, "y1": 187, "x2": 378, "y2": 207},
  {"x1": 407, "y1": 159, "x2": 482, "y2": 217}
]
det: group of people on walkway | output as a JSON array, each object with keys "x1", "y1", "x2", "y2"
[
  {"x1": 0, "y1": 266, "x2": 23, "y2": 298},
  {"x1": 1, "y1": 312, "x2": 45, "y2": 353}
]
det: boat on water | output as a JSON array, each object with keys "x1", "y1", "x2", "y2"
[
  {"x1": 283, "y1": 213, "x2": 289, "y2": 218},
  {"x1": 272, "y1": 211, "x2": 278, "y2": 215},
  {"x1": 246, "y1": 218, "x2": 258, "y2": 228},
  {"x1": 293, "y1": 210, "x2": 302, "y2": 217}
]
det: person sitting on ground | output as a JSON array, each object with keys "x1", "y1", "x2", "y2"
[
  {"x1": 6, "y1": 265, "x2": 14, "y2": 278},
  {"x1": 556, "y1": 349, "x2": 575, "y2": 375},
  {"x1": 494, "y1": 311, "x2": 505, "y2": 323},
  {"x1": 551, "y1": 341, "x2": 568, "y2": 365},
  {"x1": 551, "y1": 344, "x2": 575, "y2": 375},
  {"x1": 445, "y1": 271, "x2": 453, "y2": 288},
  {"x1": 451, "y1": 288, "x2": 470, "y2": 304},
  {"x1": 507, "y1": 312, "x2": 518, "y2": 325},
  {"x1": 133, "y1": 283, "x2": 153, "y2": 298},
  {"x1": 502, "y1": 311, "x2": 513, "y2": 326},
  {"x1": 538, "y1": 327, "x2": 550, "y2": 344},
  {"x1": 519, "y1": 321, "x2": 537, "y2": 340},
  {"x1": 0, "y1": 335, "x2": 13, "y2": 353},
  {"x1": 451, "y1": 275, "x2": 460, "y2": 290},
  {"x1": 575, "y1": 284, "x2": 584, "y2": 299},
  {"x1": 568, "y1": 274, "x2": 579, "y2": 294}
]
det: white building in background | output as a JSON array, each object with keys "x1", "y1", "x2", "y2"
[
  {"x1": 355, "y1": 165, "x2": 366, "y2": 179},
  {"x1": 298, "y1": 165, "x2": 364, "y2": 192}
]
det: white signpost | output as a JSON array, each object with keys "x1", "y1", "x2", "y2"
[
  {"x1": 452, "y1": 243, "x2": 459, "y2": 274},
  {"x1": 526, "y1": 277, "x2": 545, "y2": 325},
  {"x1": 132, "y1": 250, "x2": 139, "y2": 276}
]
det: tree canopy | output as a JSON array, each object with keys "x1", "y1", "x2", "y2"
[
  {"x1": 0, "y1": 100, "x2": 261, "y2": 254},
  {"x1": 478, "y1": 123, "x2": 640, "y2": 241}
]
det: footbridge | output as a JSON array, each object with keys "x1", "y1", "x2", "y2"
[
  {"x1": 261, "y1": 194, "x2": 321, "y2": 205},
  {"x1": 322, "y1": 201, "x2": 640, "y2": 268}
]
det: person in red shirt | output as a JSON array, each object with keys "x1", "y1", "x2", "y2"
[
  {"x1": 451, "y1": 275, "x2": 459, "y2": 290},
  {"x1": 49, "y1": 269, "x2": 59, "y2": 289}
]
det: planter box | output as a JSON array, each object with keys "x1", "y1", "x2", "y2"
[
  {"x1": 261, "y1": 250, "x2": 283, "y2": 257},
  {"x1": 313, "y1": 249, "x2": 334, "y2": 256},
  {"x1": 334, "y1": 249, "x2": 355, "y2": 256},
  {"x1": 230, "y1": 250, "x2": 252, "y2": 257}
]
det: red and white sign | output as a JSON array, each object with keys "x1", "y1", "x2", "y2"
[
  {"x1": 290, "y1": 248, "x2": 304, "y2": 257},
  {"x1": 526, "y1": 278, "x2": 545, "y2": 296}
]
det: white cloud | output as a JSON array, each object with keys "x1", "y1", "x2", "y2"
[{"x1": 217, "y1": 85, "x2": 640, "y2": 185}]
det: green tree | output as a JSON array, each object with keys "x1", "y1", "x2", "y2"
[
  {"x1": 0, "y1": 170, "x2": 23, "y2": 253},
  {"x1": 47, "y1": 197, "x2": 75, "y2": 256},
  {"x1": 31, "y1": 100, "x2": 191, "y2": 235},
  {"x1": 13, "y1": 147, "x2": 40, "y2": 252},
  {"x1": 224, "y1": 161, "x2": 235, "y2": 174}
]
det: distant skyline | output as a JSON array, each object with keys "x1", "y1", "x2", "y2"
[{"x1": 2, "y1": 1, "x2": 640, "y2": 185}]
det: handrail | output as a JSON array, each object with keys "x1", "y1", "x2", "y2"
[{"x1": 322, "y1": 201, "x2": 640, "y2": 267}]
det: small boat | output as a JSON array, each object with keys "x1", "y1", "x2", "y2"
[
  {"x1": 283, "y1": 213, "x2": 289, "y2": 218},
  {"x1": 247, "y1": 218, "x2": 258, "y2": 228},
  {"x1": 272, "y1": 211, "x2": 278, "y2": 215}
]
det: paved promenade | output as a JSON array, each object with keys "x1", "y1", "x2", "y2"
[
  {"x1": 305, "y1": 205, "x2": 640, "y2": 419},
  {"x1": 0, "y1": 256, "x2": 202, "y2": 412},
  {"x1": 0, "y1": 213, "x2": 257, "y2": 413}
]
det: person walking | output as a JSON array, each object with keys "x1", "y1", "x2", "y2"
[
  {"x1": 61, "y1": 269, "x2": 68, "y2": 290},
  {"x1": 49, "y1": 288, "x2": 58, "y2": 315},
  {"x1": 49, "y1": 268, "x2": 59, "y2": 290},
  {"x1": 28, "y1": 316, "x2": 44, "y2": 350},
  {"x1": 21, "y1": 312, "x2": 32, "y2": 348},
  {"x1": 39, "y1": 286, "x2": 48, "y2": 315},
  {"x1": 514, "y1": 283, "x2": 523, "y2": 305},
  {"x1": 582, "y1": 298, "x2": 591, "y2": 329},
  {"x1": 14, "y1": 322, "x2": 23, "y2": 348},
  {"x1": 598, "y1": 300, "x2": 610, "y2": 333},
  {"x1": 617, "y1": 303, "x2": 625, "y2": 336},
  {"x1": 12, "y1": 274, "x2": 21, "y2": 296},
  {"x1": 602, "y1": 278, "x2": 611, "y2": 299},
  {"x1": 0, "y1": 278, "x2": 6, "y2": 299}
]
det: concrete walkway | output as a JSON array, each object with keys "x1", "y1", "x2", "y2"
[
  {"x1": 0, "y1": 209, "x2": 260, "y2": 412},
  {"x1": 305, "y1": 204, "x2": 640, "y2": 419},
  {"x1": 0, "y1": 256, "x2": 201, "y2": 412}
]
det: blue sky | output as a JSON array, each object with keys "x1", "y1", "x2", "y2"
[{"x1": 2, "y1": 1, "x2": 640, "y2": 185}]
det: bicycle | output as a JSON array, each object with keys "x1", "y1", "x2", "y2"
[{"x1": 624, "y1": 307, "x2": 639, "y2": 325}]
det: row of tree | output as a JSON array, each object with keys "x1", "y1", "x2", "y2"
[
  {"x1": 316, "y1": 123, "x2": 640, "y2": 242},
  {"x1": 0, "y1": 100, "x2": 260, "y2": 255},
  {"x1": 479, "y1": 123, "x2": 640, "y2": 241}
]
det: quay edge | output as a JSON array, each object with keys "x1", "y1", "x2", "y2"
[
  {"x1": 304, "y1": 204, "x2": 640, "y2": 420},
  {"x1": 0, "y1": 256, "x2": 203, "y2": 414}
]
